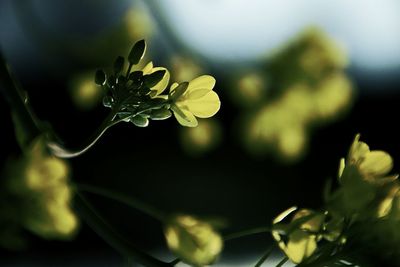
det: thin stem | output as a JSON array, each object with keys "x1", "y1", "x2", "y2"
[
  {"x1": 169, "y1": 258, "x2": 181, "y2": 266},
  {"x1": 224, "y1": 226, "x2": 271, "y2": 241},
  {"x1": 47, "y1": 110, "x2": 117, "y2": 158},
  {"x1": 126, "y1": 63, "x2": 133, "y2": 77},
  {"x1": 254, "y1": 247, "x2": 273, "y2": 267},
  {"x1": 75, "y1": 183, "x2": 166, "y2": 221},
  {"x1": 276, "y1": 257, "x2": 288, "y2": 267},
  {"x1": 0, "y1": 51, "x2": 42, "y2": 148},
  {"x1": 74, "y1": 193, "x2": 171, "y2": 267}
]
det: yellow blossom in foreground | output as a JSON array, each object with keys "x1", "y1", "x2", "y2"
[
  {"x1": 164, "y1": 215, "x2": 223, "y2": 266},
  {"x1": 329, "y1": 134, "x2": 398, "y2": 216},
  {"x1": 341, "y1": 134, "x2": 398, "y2": 185},
  {"x1": 170, "y1": 75, "x2": 220, "y2": 127},
  {"x1": 142, "y1": 61, "x2": 170, "y2": 97},
  {"x1": 272, "y1": 207, "x2": 324, "y2": 264}
]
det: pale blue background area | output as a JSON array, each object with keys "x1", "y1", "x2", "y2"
[{"x1": 157, "y1": 0, "x2": 400, "y2": 71}]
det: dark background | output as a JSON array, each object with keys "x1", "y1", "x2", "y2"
[{"x1": 1, "y1": 0, "x2": 400, "y2": 266}]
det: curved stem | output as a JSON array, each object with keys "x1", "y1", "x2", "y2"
[
  {"x1": 47, "y1": 110, "x2": 117, "y2": 158},
  {"x1": 224, "y1": 226, "x2": 271, "y2": 241},
  {"x1": 0, "y1": 52, "x2": 42, "y2": 149},
  {"x1": 75, "y1": 193, "x2": 171, "y2": 267},
  {"x1": 75, "y1": 183, "x2": 166, "y2": 221}
]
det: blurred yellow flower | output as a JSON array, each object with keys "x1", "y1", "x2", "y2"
[
  {"x1": 7, "y1": 137, "x2": 79, "y2": 239},
  {"x1": 142, "y1": 61, "x2": 170, "y2": 98},
  {"x1": 164, "y1": 215, "x2": 223, "y2": 266},
  {"x1": 180, "y1": 118, "x2": 222, "y2": 156},
  {"x1": 170, "y1": 75, "x2": 220, "y2": 127},
  {"x1": 70, "y1": 73, "x2": 103, "y2": 110}
]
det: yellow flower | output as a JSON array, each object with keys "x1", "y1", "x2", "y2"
[
  {"x1": 169, "y1": 75, "x2": 220, "y2": 127},
  {"x1": 7, "y1": 137, "x2": 79, "y2": 239},
  {"x1": 272, "y1": 207, "x2": 324, "y2": 264},
  {"x1": 329, "y1": 134, "x2": 398, "y2": 216},
  {"x1": 141, "y1": 61, "x2": 170, "y2": 97},
  {"x1": 340, "y1": 134, "x2": 398, "y2": 185},
  {"x1": 164, "y1": 215, "x2": 223, "y2": 266}
]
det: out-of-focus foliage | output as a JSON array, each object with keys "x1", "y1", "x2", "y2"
[
  {"x1": 0, "y1": 137, "x2": 78, "y2": 249},
  {"x1": 69, "y1": 72, "x2": 104, "y2": 110},
  {"x1": 230, "y1": 72, "x2": 268, "y2": 108},
  {"x1": 180, "y1": 118, "x2": 222, "y2": 156},
  {"x1": 124, "y1": 7, "x2": 154, "y2": 42},
  {"x1": 164, "y1": 214, "x2": 223, "y2": 266},
  {"x1": 170, "y1": 55, "x2": 203, "y2": 83},
  {"x1": 237, "y1": 28, "x2": 353, "y2": 162},
  {"x1": 273, "y1": 134, "x2": 400, "y2": 265}
]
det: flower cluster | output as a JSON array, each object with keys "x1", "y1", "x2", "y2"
[
  {"x1": 242, "y1": 28, "x2": 353, "y2": 161},
  {"x1": 272, "y1": 134, "x2": 400, "y2": 264},
  {"x1": 96, "y1": 40, "x2": 220, "y2": 128}
]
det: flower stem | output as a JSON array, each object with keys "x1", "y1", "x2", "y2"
[
  {"x1": 75, "y1": 183, "x2": 166, "y2": 221},
  {"x1": 254, "y1": 247, "x2": 273, "y2": 267},
  {"x1": 74, "y1": 193, "x2": 171, "y2": 267},
  {"x1": 276, "y1": 257, "x2": 288, "y2": 267},
  {"x1": 0, "y1": 52, "x2": 42, "y2": 149},
  {"x1": 224, "y1": 226, "x2": 271, "y2": 241},
  {"x1": 47, "y1": 110, "x2": 117, "y2": 158}
]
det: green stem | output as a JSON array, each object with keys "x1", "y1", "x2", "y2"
[
  {"x1": 75, "y1": 193, "x2": 171, "y2": 267},
  {"x1": 75, "y1": 183, "x2": 166, "y2": 221},
  {"x1": 224, "y1": 226, "x2": 271, "y2": 241},
  {"x1": 0, "y1": 52, "x2": 42, "y2": 148},
  {"x1": 254, "y1": 247, "x2": 273, "y2": 267},
  {"x1": 47, "y1": 110, "x2": 118, "y2": 158},
  {"x1": 276, "y1": 257, "x2": 288, "y2": 267}
]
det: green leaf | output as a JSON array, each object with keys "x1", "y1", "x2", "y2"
[
  {"x1": 143, "y1": 70, "x2": 166, "y2": 88},
  {"x1": 128, "y1": 40, "x2": 146, "y2": 65},
  {"x1": 150, "y1": 108, "x2": 172, "y2": 120},
  {"x1": 102, "y1": 96, "x2": 114, "y2": 108},
  {"x1": 170, "y1": 82, "x2": 189, "y2": 101},
  {"x1": 129, "y1": 71, "x2": 143, "y2": 82},
  {"x1": 107, "y1": 75, "x2": 116, "y2": 86},
  {"x1": 114, "y1": 56, "x2": 124, "y2": 74},
  {"x1": 94, "y1": 70, "x2": 106, "y2": 85},
  {"x1": 130, "y1": 115, "x2": 149, "y2": 127}
]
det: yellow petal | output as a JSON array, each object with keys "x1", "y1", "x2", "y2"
[
  {"x1": 186, "y1": 91, "x2": 220, "y2": 118},
  {"x1": 348, "y1": 134, "x2": 370, "y2": 163},
  {"x1": 169, "y1": 82, "x2": 179, "y2": 93},
  {"x1": 171, "y1": 105, "x2": 198, "y2": 127},
  {"x1": 141, "y1": 61, "x2": 153, "y2": 74},
  {"x1": 273, "y1": 206, "x2": 298, "y2": 224},
  {"x1": 338, "y1": 158, "x2": 345, "y2": 181},
  {"x1": 187, "y1": 75, "x2": 216, "y2": 92},
  {"x1": 360, "y1": 150, "x2": 393, "y2": 177},
  {"x1": 285, "y1": 230, "x2": 317, "y2": 264},
  {"x1": 149, "y1": 67, "x2": 170, "y2": 96}
]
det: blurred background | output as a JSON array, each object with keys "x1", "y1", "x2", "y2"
[{"x1": 1, "y1": 0, "x2": 400, "y2": 266}]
